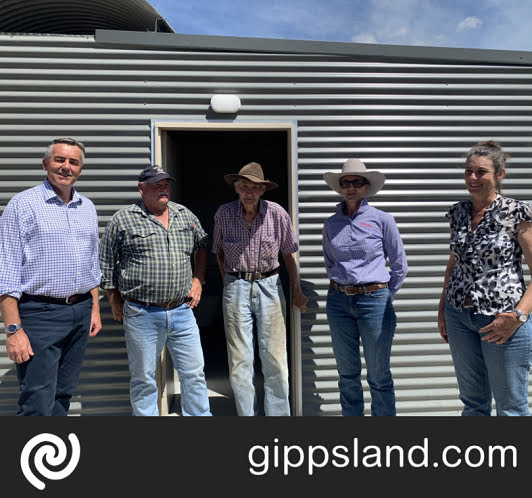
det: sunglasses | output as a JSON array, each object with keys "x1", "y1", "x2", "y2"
[{"x1": 340, "y1": 179, "x2": 368, "y2": 189}]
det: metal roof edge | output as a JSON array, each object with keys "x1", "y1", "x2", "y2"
[{"x1": 95, "y1": 29, "x2": 532, "y2": 65}]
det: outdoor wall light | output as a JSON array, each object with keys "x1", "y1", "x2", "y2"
[{"x1": 210, "y1": 94, "x2": 241, "y2": 113}]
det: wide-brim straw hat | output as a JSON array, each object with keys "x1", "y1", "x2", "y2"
[
  {"x1": 224, "y1": 162, "x2": 278, "y2": 191},
  {"x1": 323, "y1": 158, "x2": 385, "y2": 197}
]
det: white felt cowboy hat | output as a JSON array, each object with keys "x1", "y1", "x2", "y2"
[{"x1": 323, "y1": 159, "x2": 386, "y2": 197}]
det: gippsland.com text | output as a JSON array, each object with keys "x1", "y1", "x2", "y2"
[{"x1": 248, "y1": 437, "x2": 518, "y2": 476}]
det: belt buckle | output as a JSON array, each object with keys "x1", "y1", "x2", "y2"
[
  {"x1": 344, "y1": 286, "x2": 357, "y2": 296},
  {"x1": 166, "y1": 300, "x2": 179, "y2": 309},
  {"x1": 65, "y1": 295, "x2": 74, "y2": 304},
  {"x1": 244, "y1": 272, "x2": 262, "y2": 281}
]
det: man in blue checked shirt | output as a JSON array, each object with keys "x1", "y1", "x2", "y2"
[
  {"x1": 0, "y1": 137, "x2": 102, "y2": 416},
  {"x1": 99, "y1": 165, "x2": 211, "y2": 416}
]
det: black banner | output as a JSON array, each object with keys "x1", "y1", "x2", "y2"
[{"x1": 2, "y1": 417, "x2": 531, "y2": 496}]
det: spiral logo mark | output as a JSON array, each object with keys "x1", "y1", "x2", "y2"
[{"x1": 20, "y1": 433, "x2": 81, "y2": 490}]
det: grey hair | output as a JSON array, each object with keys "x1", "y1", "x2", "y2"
[
  {"x1": 44, "y1": 137, "x2": 86, "y2": 164},
  {"x1": 465, "y1": 140, "x2": 510, "y2": 194}
]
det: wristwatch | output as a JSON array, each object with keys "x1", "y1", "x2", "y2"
[
  {"x1": 6, "y1": 323, "x2": 22, "y2": 334},
  {"x1": 514, "y1": 309, "x2": 529, "y2": 323}
]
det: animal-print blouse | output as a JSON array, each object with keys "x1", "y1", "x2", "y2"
[{"x1": 445, "y1": 195, "x2": 532, "y2": 315}]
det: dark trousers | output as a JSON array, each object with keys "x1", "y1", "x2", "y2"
[{"x1": 15, "y1": 297, "x2": 92, "y2": 416}]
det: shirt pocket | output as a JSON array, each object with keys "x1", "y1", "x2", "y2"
[
  {"x1": 172, "y1": 221, "x2": 195, "y2": 256},
  {"x1": 260, "y1": 235, "x2": 279, "y2": 264},
  {"x1": 125, "y1": 227, "x2": 157, "y2": 256},
  {"x1": 223, "y1": 236, "x2": 243, "y2": 252}
]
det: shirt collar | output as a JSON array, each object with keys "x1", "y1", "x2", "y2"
[
  {"x1": 465, "y1": 194, "x2": 502, "y2": 215},
  {"x1": 486, "y1": 194, "x2": 502, "y2": 213},
  {"x1": 42, "y1": 178, "x2": 80, "y2": 204},
  {"x1": 134, "y1": 200, "x2": 182, "y2": 218},
  {"x1": 237, "y1": 198, "x2": 266, "y2": 218},
  {"x1": 337, "y1": 198, "x2": 369, "y2": 216}
]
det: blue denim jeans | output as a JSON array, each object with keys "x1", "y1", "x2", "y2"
[
  {"x1": 445, "y1": 300, "x2": 532, "y2": 416},
  {"x1": 326, "y1": 286, "x2": 397, "y2": 416},
  {"x1": 122, "y1": 300, "x2": 211, "y2": 416},
  {"x1": 16, "y1": 297, "x2": 92, "y2": 416},
  {"x1": 222, "y1": 273, "x2": 289, "y2": 416}
]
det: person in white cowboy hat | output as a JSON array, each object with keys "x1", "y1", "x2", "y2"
[
  {"x1": 322, "y1": 158, "x2": 408, "y2": 416},
  {"x1": 212, "y1": 161, "x2": 308, "y2": 416}
]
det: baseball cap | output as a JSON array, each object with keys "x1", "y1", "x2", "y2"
[{"x1": 138, "y1": 165, "x2": 176, "y2": 183}]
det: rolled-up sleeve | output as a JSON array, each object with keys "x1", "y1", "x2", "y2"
[
  {"x1": 0, "y1": 199, "x2": 24, "y2": 298},
  {"x1": 279, "y1": 209, "x2": 298, "y2": 254},
  {"x1": 191, "y1": 213, "x2": 209, "y2": 251},
  {"x1": 99, "y1": 218, "x2": 122, "y2": 290}
]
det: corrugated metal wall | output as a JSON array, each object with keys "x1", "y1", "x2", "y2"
[{"x1": 1, "y1": 33, "x2": 531, "y2": 415}]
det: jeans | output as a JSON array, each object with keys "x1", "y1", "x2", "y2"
[
  {"x1": 222, "y1": 273, "x2": 289, "y2": 416},
  {"x1": 445, "y1": 300, "x2": 532, "y2": 416},
  {"x1": 123, "y1": 300, "x2": 211, "y2": 416},
  {"x1": 326, "y1": 286, "x2": 397, "y2": 416},
  {"x1": 16, "y1": 297, "x2": 93, "y2": 416}
]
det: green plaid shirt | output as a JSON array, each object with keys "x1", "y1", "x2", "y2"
[{"x1": 99, "y1": 200, "x2": 208, "y2": 302}]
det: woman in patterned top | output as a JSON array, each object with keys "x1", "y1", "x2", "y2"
[{"x1": 438, "y1": 141, "x2": 532, "y2": 416}]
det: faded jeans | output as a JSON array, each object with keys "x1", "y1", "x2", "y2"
[
  {"x1": 445, "y1": 300, "x2": 532, "y2": 416},
  {"x1": 123, "y1": 300, "x2": 211, "y2": 416},
  {"x1": 326, "y1": 286, "x2": 397, "y2": 416},
  {"x1": 222, "y1": 273, "x2": 289, "y2": 416}
]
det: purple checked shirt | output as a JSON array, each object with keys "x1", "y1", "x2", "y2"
[
  {"x1": 212, "y1": 199, "x2": 298, "y2": 273},
  {"x1": 322, "y1": 199, "x2": 408, "y2": 297}
]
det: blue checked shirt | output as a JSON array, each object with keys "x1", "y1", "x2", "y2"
[
  {"x1": 0, "y1": 179, "x2": 101, "y2": 299},
  {"x1": 99, "y1": 201, "x2": 209, "y2": 302},
  {"x1": 322, "y1": 199, "x2": 408, "y2": 297}
]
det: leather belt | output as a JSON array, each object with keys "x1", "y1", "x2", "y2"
[
  {"x1": 227, "y1": 268, "x2": 279, "y2": 281},
  {"x1": 329, "y1": 281, "x2": 387, "y2": 295},
  {"x1": 20, "y1": 292, "x2": 91, "y2": 305},
  {"x1": 126, "y1": 296, "x2": 190, "y2": 309}
]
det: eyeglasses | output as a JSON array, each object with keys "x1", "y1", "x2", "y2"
[{"x1": 340, "y1": 179, "x2": 368, "y2": 189}]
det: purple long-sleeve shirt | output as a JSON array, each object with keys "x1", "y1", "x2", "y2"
[{"x1": 322, "y1": 199, "x2": 408, "y2": 297}]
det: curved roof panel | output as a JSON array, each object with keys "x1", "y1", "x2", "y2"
[{"x1": 0, "y1": 0, "x2": 174, "y2": 34}]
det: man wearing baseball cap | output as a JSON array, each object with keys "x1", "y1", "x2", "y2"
[{"x1": 99, "y1": 165, "x2": 211, "y2": 416}]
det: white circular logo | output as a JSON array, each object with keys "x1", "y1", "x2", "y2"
[{"x1": 20, "y1": 433, "x2": 81, "y2": 490}]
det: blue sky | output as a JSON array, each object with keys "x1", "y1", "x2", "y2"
[{"x1": 148, "y1": 0, "x2": 531, "y2": 52}]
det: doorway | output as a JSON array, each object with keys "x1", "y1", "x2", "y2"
[{"x1": 153, "y1": 121, "x2": 301, "y2": 415}]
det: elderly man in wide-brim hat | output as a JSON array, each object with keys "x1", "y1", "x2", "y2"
[
  {"x1": 322, "y1": 158, "x2": 408, "y2": 417},
  {"x1": 212, "y1": 161, "x2": 308, "y2": 416}
]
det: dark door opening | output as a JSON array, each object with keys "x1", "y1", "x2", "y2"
[{"x1": 162, "y1": 129, "x2": 293, "y2": 415}]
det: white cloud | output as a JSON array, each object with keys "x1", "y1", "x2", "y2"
[
  {"x1": 457, "y1": 16, "x2": 482, "y2": 31},
  {"x1": 391, "y1": 27, "x2": 408, "y2": 39},
  {"x1": 352, "y1": 33, "x2": 377, "y2": 44}
]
